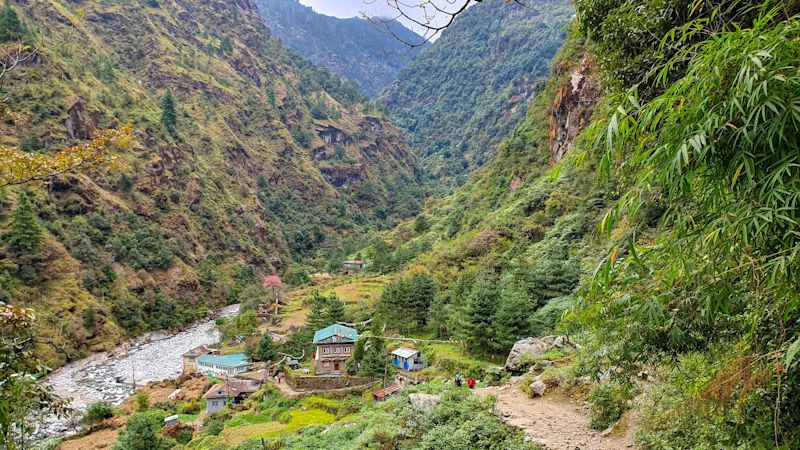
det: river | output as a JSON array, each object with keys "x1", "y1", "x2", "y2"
[{"x1": 39, "y1": 304, "x2": 240, "y2": 438}]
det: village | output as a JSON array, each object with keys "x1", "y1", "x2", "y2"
[
  {"x1": 151, "y1": 262, "x2": 435, "y2": 438},
  {"x1": 55, "y1": 260, "x2": 587, "y2": 450}
]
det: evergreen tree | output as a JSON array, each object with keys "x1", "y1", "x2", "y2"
[
  {"x1": 325, "y1": 294, "x2": 346, "y2": 324},
  {"x1": 159, "y1": 90, "x2": 177, "y2": 133},
  {"x1": 6, "y1": 192, "x2": 43, "y2": 253},
  {"x1": 0, "y1": 6, "x2": 25, "y2": 42},
  {"x1": 369, "y1": 238, "x2": 394, "y2": 273},
  {"x1": 255, "y1": 332, "x2": 276, "y2": 362},
  {"x1": 307, "y1": 293, "x2": 328, "y2": 330},
  {"x1": 380, "y1": 272, "x2": 437, "y2": 331},
  {"x1": 492, "y1": 286, "x2": 534, "y2": 353},
  {"x1": 426, "y1": 295, "x2": 449, "y2": 339},
  {"x1": 358, "y1": 338, "x2": 391, "y2": 378},
  {"x1": 113, "y1": 413, "x2": 175, "y2": 450},
  {"x1": 457, "y1": 277, "x2": 500, "y2": 354}
]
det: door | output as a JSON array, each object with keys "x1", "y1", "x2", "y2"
[{"x1": 334, "y1": 361, "x2": 340, "y2": 371}]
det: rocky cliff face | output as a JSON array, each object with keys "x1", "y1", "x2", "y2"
[
  {"x1": 548, "y1": 56, "x2": 600, "y2": 162},
  {"x1": 0, "y1": 0, "x2": 419, "y2": 367}
]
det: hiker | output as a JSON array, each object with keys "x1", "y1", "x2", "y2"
[
  {"x1": 455, "y1": 374, "x2": 462, "y2": 387},
  {"x1": 467, "y1": 377, "x2": 476, "y2": 389}
]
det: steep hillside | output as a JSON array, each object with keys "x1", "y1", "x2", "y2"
[
  {"x1": 365, "y1": 1, "x2": 800, "y2": 447},
  {"x1": 382, "y1": 0, "x2": 572, "y2": 188},
  {"x1": 255, "y1": 0, "x2": 427, "y2": 97},
  {"x1": 0, "y1": 0, "x2": 421, "y2": 367},
  {"x1": 367, "y1": 33, "x2": 600, "y2": 351}
]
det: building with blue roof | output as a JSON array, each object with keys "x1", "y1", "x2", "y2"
[
  {"x1": 312, "y1": 324, "x2": 358, "y2": 375},
  {"x1": 196, "y1": 353, "x2": 253, "y2": 377}
]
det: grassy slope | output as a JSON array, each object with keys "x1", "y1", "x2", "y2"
[{"x1": 0, "y1": 0, "x2": 419, "y2": 366}]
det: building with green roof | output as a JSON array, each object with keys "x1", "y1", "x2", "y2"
[
  {"x1": 196, "y1": 353, "x2": 253, "y2": 378},
  {"x1": 312, "y1": 324, "x2": 358, "y2": 376}
]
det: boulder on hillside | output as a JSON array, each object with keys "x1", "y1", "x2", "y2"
[
  {"x1": 409, "y1": 393, "x2": 441, "y2": 413},
  {"x1": 529, "y1": 379, "x2": 547, "y2": 397},
  {"x1": 64, "y1": 96, "x2": 101, "y2": 140},
  {"x1": 504, "y1": 335, "x2": 578, "y2": 371}
]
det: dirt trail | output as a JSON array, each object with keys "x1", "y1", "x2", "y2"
[{"x1": 477, "y1": 377, "x2": 635, "y2": 450}]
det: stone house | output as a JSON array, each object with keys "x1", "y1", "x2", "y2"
[
  {"x1": 181, "y1": 345, "x2": 219, "y2": 373},
  {"x1": 313, "y1": 324, "x2": 358, "y2": 375},
  {"x1": 203, "y1": 380, "x2": 261, "y2": 414}
]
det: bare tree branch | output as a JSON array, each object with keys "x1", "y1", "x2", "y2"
[
  {"x1": 364, "y1": 0, "x2": 541, "y2": 48},
  {"x1": 0, "y1": 41, "x2": 39, "y2": 102}
]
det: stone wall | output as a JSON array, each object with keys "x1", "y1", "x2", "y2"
[{"x1": 284, "y1": 368, "x2": 376, "y2": 391}]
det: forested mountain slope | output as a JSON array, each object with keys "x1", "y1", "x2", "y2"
[
  {"x1": 255, "y1": 0, "x2": 427, "y2": 97},
  {"x1": 0, "y1": 0, "x2": 421, "y2": 367},
  {"x1": 364, "y1": 0, "x2": 800, "y2": 447},
  {"x1": 381, "y1": 0, "x2": 572, "y2": 188}
]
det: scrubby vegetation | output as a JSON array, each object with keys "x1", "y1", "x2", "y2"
[
  {"x1": 4, "y1": 0, "x2": 800, "y2": 448},
  {"x1": 0, "y1": 0, "x2": 422, "y2": 372}
]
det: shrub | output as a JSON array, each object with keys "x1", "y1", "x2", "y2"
[
  {"x1": 82, "y1": 401, "x2": 114, "y2": 425},
  {"x1": 587, "y1": 382, "x2": 632, "y2": 430},
  {"x1": 201, "y1": 412, "x2": 230, "y2": 436},
  {"x1": 180, "y1": 400, "x2": 201, "y2": 415},
  {"x1": 136, "y1": 392, "x2": 150, "y2": 412}
]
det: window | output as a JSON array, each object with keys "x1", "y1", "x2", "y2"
[
  {"x1": 323, "y1": 361, "x2": 330, "y2": 367},
  {"x1": 343, "y1": 346, "x2": 351, "y2": 354},
  {"x1": 334, "y1": 346, "x2": 341, "y2": 353},
  {"x1": 323, "y1": 347, "x2": 329, "y2": 354}
]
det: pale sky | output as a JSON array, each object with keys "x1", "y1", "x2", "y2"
[
  {"x1": 298, "y1": 0, "x2": 464, "y2": 40},
  {"x1": 298, "y1": 0, "x2": 401, "y2": 19}
]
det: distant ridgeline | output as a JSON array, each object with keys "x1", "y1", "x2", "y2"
[
  {"x1": 0, "y1": 0, "x2": 421, "y2": 367},
  {"x1": 382, "y1": 0, "x2": 573, "y2": 189},
  {"x1": 255, "y1": 0, "x2": 429, "y2": 97}
]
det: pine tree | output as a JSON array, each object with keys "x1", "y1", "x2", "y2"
[
  {"x1": 255, "y1": 332, "x2": 276, "y2": 363},
  {"x1": 0, "y1": 6, "x2": 25, "y2": 42},
  {"x1": 325, "y1": 294, "x2": 346, "y2": 324},
  {"x1": 457, "y1": 277, "x2": 500, "y2": 354},
  {"x1": 358, "y1": 338, "x2": 390, "y2": 378},
  {"x1": 492, "y1": 286, "x2": 534, "y2": 353},
  {"x1": 307, "y1": 293, "x2": 329, "y2": 330},
  {"x1": 6, "y1": 192, "x2": 43, "y2": 253},
  {"x1": 160, "y1": 90, "x2": 177, "y2": 134}
]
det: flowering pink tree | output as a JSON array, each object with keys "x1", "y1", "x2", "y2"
[{"x1": 262, "y1": 275, "x2": 282, "y2": 302}]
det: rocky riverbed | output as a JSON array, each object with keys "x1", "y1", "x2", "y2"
[{"x1": 39, "y1": 304, "x2": 239, "y2": 438}]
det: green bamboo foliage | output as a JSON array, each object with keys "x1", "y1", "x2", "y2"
[{"x1": 577, "y1": 7, "x2": 800, "y2": 445}]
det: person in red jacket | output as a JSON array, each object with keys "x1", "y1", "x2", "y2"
[{"x1": 467, "y1": 377, "x2": 476, "y2": 389}]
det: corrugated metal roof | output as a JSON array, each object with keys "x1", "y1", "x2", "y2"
[
  {"x1": 391, "y1": 347, "x2": 419, "y2": 359},
  {"x1": 312, "y1": 324, "x2": 358, "y2": 344},
  {"x1": 197, "y1": 353, "x2": 251, "y2": 367},
  {"x1": 373, "y1": 382, "x2": 402, "y2": 399}
]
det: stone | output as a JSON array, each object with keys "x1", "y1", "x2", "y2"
[
  {"x1": 409, "y1": 393, "x2": 441, "y2": 413},
  {"x1": 529, "y1": 379, "x2": 546, "y2": 397},
  {"x1": 505, "y1": 335, "x2": 581, "y2": 371},
  {"x1": 504, "y1": 336, "x2": 556, "y2": 371}
]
